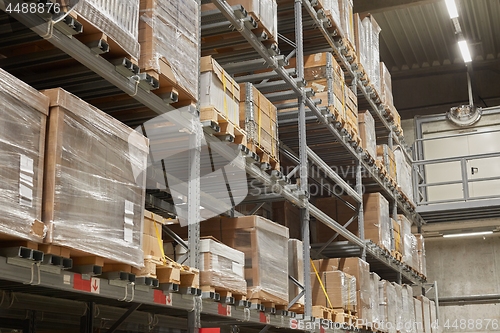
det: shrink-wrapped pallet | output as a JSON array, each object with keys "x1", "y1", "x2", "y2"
[
  {"x1": 240, "y1": 82, "x2": 279, "y2": 163},
  {"x1": 414, "y1": 298, "x2": 424, "y2": 333},
  {"x1": 416, "y1": 234, "x2": 427, "y2": 276},
  {"x1": 393, "y1": 282, "x2": 404, "y2": 331},
  {"x1": 402, "y1": 285, "x2": 416, "y2": 333},
  {"x1": 399, "y1": 214, "x2": 413, "y2": 265},
  {"x1": 417, "y1": 296, "x2": 432, "y2": 333},
  {"x1": 358, "y1": 110, "x2": 377, "y2": 159},
  {"x1": 0, "y1": 68, "x2": 49, "y2": 243},
  {"x1": 75, "y1": 0, "x2": 140, "y2": 60},
  {"x1": 377, "y1": 144, "x2": 397, "y2": 181},
  {"x1": 311, "y1": 270, "x2": 357, "y2": 311},
  {"x1": 379, "y1": 280, "x2": 397, "y2": 333},
  {"x1": 394, "y1": 146, "x2": 415, "y2": 204},
  {"x1": 42, "y1": 88, "x2": 148, "y2": 268},
  {"x1": 362, "y1": 15, "x2": 381, "y2": 95},
  {"x1": 139, "y1": 0, "x2": 199, "y2": 102},
  {"x1": 380, "y1": 62, "x2": 393, "y2": 107},
  {"x1": 369, "y1": 273, "x2": 381, "y2": 326}
]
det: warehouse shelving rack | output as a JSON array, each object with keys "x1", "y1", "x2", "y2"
[{"x1": 0, "y1": 0, "x2": 426, "y2": 332}]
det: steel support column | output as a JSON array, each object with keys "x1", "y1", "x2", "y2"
[
  {"x1": 294, "y1": 0, "x2": 311, "y2": 318},
  {"x1": 356, "y1": 160, "x2": 366, "y2": 260}
]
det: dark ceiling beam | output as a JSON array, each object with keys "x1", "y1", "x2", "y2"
[{"x1": 353, "y1": 0, "x2": 441, "y2": 14}]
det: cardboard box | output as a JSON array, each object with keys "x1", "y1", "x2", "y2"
[
  {"x1": 394, "y1": 146, "x2": 414, "y2": 204},
  {"x1": 42, "y1": 88, "x2": 148, "y2": 268},
  {"x1": 358, "y1": 110, "x2": 377, "y2": 158},
  {"x1": 379, "y1": 280, "x2": 397, "y2": 333},
  {"x1": 201, "y1": 56, "x2": 240, "y2": 126},
  {"x1": 414, "y1": 298, "x2": 424, "y2": 333},
  {"x1": 402, "y1": 285, "x2": 415, "y2": 333},
  {"x1": 312, "y1": 257, "x2": 371, "y2": 320},
  {"x1": 377, "y1": 144, "x2": 397, "y2": 180},
  {"x1": 139, "y1": 0, "x2": 199, "y2": 102},
  {"x1": 272, "y1": 201, "x2": 301, "y2": 240},
  {"x1": 0, "y1": 68, "x2": 49, "y2": 243},
  {"x1": 76, "y1": 0, "x2": 140, "y2": 60},
  {"x1": 418, "y1": 296, "x2": 432, "y2": 333},
  {"x1": 369, "y1": 273, "x2": 381, "y2": 325},
  {"x1": 380, "y1": 62, "x2": 393, "y2": 107},
  {"x1": 315, "y1": 193, "x2": 391, "y2": 251},
  {"x1": 393, "y1": 283, "x2": 404, "y2": 331},
  {"x1": 240, "y1": 82, "x2": 278, "y2": 160},
  {"x1": 429, "y1": 300, "x2": 438, "y2": 333},
  {"x1": 311, "y1": 270, "x2": 356, "y2": 310},
  {"x1": 399, "y1": 215, "x2": 413, "y2": 265}
]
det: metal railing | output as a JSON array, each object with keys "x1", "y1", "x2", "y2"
[{"x1": 413, "y1": 150, "x2": 500, "y2": 205}]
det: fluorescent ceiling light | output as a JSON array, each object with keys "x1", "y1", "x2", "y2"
[
  {"x1": 458, "y1": 40, "x2": 472, "y2": 62},
  {"x1": 443, "y1": 231, "x2": 493, "y2": 238},
  {"x1": 445, "y1": 0, "x2": 459, "y2": 19}
]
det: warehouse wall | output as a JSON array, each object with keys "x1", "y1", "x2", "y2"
[{"x1": 425, "y1": 233, "x2": 500, "y2": 332}]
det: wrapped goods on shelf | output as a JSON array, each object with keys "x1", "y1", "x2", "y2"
[
  {"x1": 202, "y1": 0, "x2": 278, "y2": 41},
  {"x1": 302, "y1": 53, "x2": 358, "y2": 132},
  {"x1": 392, "y1": 218, "x2": 401, "y2": 253},
  {"x1": 0, "y1": 68, "x2": 49, "y2": 243},
  {"x1": 402, "y1": 285, "x2": 416, "y2": 333},
  {"x1": 338, "y1": 0, "x2": 355, "y2": 49},
  {"x1": 272, "y1": 201, "x2": 301, "y2": 240},
  {"x1": 392, "y1": 283, "x2": 404, "y2": 331},
  {"x1": 187, "y1": 216, "x2": 289, "y2": 304},
  {"x1": 417, "y1": 296, "x2": 432, "y2": 333},
  {"x1": 414, "y1": 298, "x2": 424, "y2": 333},
  {"x1": 338, "y1": 258, "x2": 370, "y2": 320},
  {"x1": 394, "y1": 146, "x2": 415, "y2": 204},
  {"x1": 380, "y1": 62, "x2": 394, "y2": 107},
  {"x1": 200, "y1": 56, "x2": 240, "y2": 126},
  {"x1": 369, "y1": 273, "x2": 381, "y2": 326},
  {"x1": 399, "y1": 215, "x2": 413, "y2": 265},
  {"x1": 42, "y1": 88, "x2": 148, "y2": 268},
  {"x1": 315, "y1": 193, "x2": 391, "y2": 251},
  {"x1": 429, "y1": 300, "x2": 438, "y2": 333},
  {"x1": 354, "y1": 14, "x2": 369, "y2": 72},
  {"x1": 410, "y1": 233, "x2": 419, "y2": 271},
  {"x1": 377, "y1": 144, "x2": 397, "y2": 181},
  {"x1": 174, "y1": 238, "x2": 247, "y2": 295},
  {"x1": 240, "y1": 82, "x2": 279, "y2": 162},
  {"x1": 139, "y1": 0, "x2": 199, "y2": 102},
  {"x1": 311, "y1": 270, "x2": 357, "y2": 311},
  {"x1": 379, "y1": 280, "x2": 397, "y2": 333},
  {"x1": 289, "y1": 239, "x2": 304, "y2": 306},
  {"x1": 358, "y1": 110, "x2": 377, "y2": 159},
  {"x1": 361, "y1": 15, "x2": 381, "y2": 95},
  {"x1": 75, "y1": 0, "x2": 140, "y2": 60},
  {"x1": 416, "y1": 234, "x2": 427, "y2": 276}
]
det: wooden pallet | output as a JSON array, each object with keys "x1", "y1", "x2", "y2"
[
  {"x1": 246, "y1": 141, "x2": 280, "y2": 171},
  {"x1": 200, "y1": 106, "x2": 247, "y2": 145},
  {"x1": 375, "y1": 160, "x2": 389, "y2": 179},
  {"x1": 249, "y1": 297, "x2": 288, "y2": 311},
  {"x1": 200, "y1": 286, "x2": 247, "y2": 301},
  {"x1": 289, "y1": 303, "x2": 305, "y2": 314},
  {"x1": 391, "y1": 250, "x2": 403, "y2": 262},
  {"x1": 312, "y1": 305, "x2": 333, "y2": 320},
  {"x1": 132, "y1": 257, "x2": 199, "y2": 288},
  {"x1": 70, "y1": 12, "x2": 139, "y2": 64},
  {"x1": 332, "y1": 309, "x2": 358, "y2": 326}
]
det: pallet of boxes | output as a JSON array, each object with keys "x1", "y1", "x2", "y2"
[
  {"x1": 301, "y1": 52, "x2": 360, "y2": 145},
  {"x1": 200, "y1": 56, "x2": 247, "y2": 145}
]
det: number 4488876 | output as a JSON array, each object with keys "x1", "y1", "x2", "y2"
[
  {"x1": 443, "y1": 319, "x2": 499, "y2": 330},
  {"x1": 6, "y1": 2, "x2": 61, "y2": 14}
]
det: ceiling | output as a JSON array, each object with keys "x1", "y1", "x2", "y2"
[{"x1": 354, "y1": 0, "x2": 500, "y2": 118}]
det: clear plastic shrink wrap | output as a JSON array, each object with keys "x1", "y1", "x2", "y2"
[
  {"x1": 399, "y1": 214, "x2": 413, "y2": 265},
  {"x1": 42, "y1": 88, "x2": 148, "y2": 268},
  {"x1": 75, "y1": 0, "x2": 140, "y2": 60},
  {"x1": 354, "y1": 14, "x2": 369, "y2": 71},
  {"x1": 0, "y1": 68, "x2": 49, "y2": 242},
  {"x1": 402, "y1": 285, "x2": 416, "y2": 333},
  {"x1": 369, "y1": 273, "x2": 381, "y2": 326},
  {"x1": 392, "y1": 282, "x2": 404, "y2": 331},
  {"x1": 429, "y1": 300, "x2": 438, "y2": 333},
  {"x1": 288, "y1": 239, "x2": 305, "y2": 305},
  {"x1": 311, "y1": 270, "x2": 357, "y2": 310},
  {"x1": 139, "y1": 0, "x2": 199, "y2": 101},
  {"x1": 198, "y1": 239, "x2": 247, "y2": 295},
  {"x1": 394, "y1": 146, "x2": 415, "y2": 204},
  {"x1": 206, "y1": 216, "x2": 289, "y2": 304},
  {"x1": 240, "y1": 83, "x2": 279, "y2": 161},
  {"x1": 414, "y1": 298, "x2": 424, "y2": 333},
  {"x1": 380, "y1": 281, "x2": 397, "y2": 333},
  {"x1": 362, "y1": 15, "x2": 381, "y2": 94},
  {"x1": 417, "y1": 296, "x2": 432, "y2": 333},
  {"x1": 416, "y1": 234, "x2": 427, "y2": 276},
  {"x1": 364, "y1": 193, "x2": 392, "y2": 251},
  {"x1": 380, "y1": 62, "x2": 394, "y2": 107},
  {"x1": 358, "y1": 110, "x2": 377, "y2": 159}
]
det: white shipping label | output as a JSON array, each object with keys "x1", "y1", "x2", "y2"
[
  {"x1": 124, "y1": 226, "x2": 133, "y2": 243},
  {"x1": 124, "y1": 200, "x2": 134, "y2": 225},
  {"x1": 232, "y1": 262, "x2": 244, "y2": 278},
  {"x1": 19, "y1": 155, "x2": 34, "y2": 207}
]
